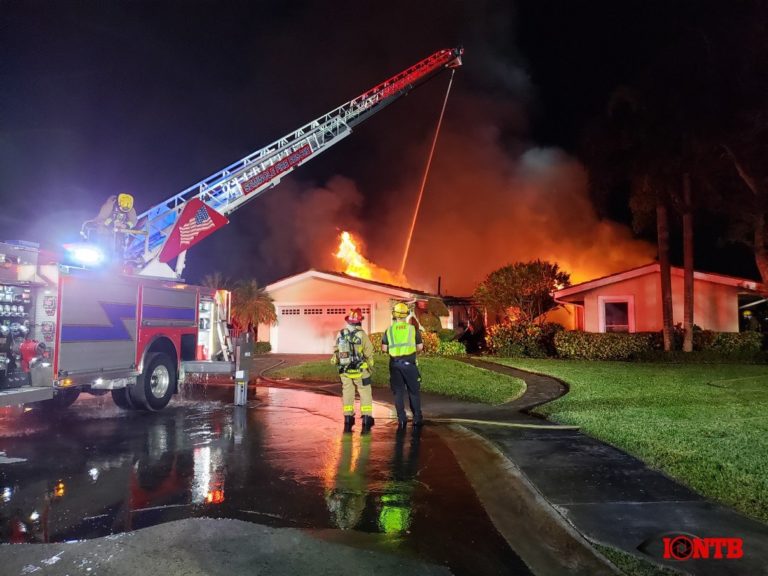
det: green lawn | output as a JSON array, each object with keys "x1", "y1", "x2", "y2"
[
  {"x1": 491, "y1": 358, "x2": 768, "y2": 523},
  {"x1": 271, "y1": 355, "x2": 526, "y2": 404}
]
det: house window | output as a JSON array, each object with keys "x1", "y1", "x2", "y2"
[
  {"x1": 303, "y1": 308, "x2": 323, "y2": 315},
  {"x1": 281, "y1": 308, "x2": 301, "y2": 316},
  {"x1": 598, "y1": 296, "x2": 635, "y2": 333},
  {"x1": 604, "y1": 302, "x2": 629, "y2": 332}
]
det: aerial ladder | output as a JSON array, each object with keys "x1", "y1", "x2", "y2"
[{"x1": 125, "y1": 47, "x2": 464, "y2": 279}]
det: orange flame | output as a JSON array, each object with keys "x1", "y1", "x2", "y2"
[
  {"x1": 334, "y1": 231, "x2": 407, "y2": 286},
  {"x1": 335, "y1": 231, "x2": 373, "y2": 279}
]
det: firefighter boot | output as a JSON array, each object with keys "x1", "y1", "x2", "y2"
[
  {"x1": 362, "y1": 415, "x2": 375, "y2": 430},
  {"x1": 344, "y1": 415, "x2": 355, "y2": 432}
]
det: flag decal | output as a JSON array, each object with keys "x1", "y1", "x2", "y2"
[
  {"x1": 180, "y1": 206, "x2": 216, "y2": 246},
  {"x1": 158, "y1": 199, "x2": 228, "y2": 263}
]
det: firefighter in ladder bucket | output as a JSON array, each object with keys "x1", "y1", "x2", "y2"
[
  {"x1": 80, "y1": 193, "x2": 139, "y2": 260},
  {"x1": 331, "y1": 308, "x2": 375, "y2": 432},
  {"x1": 382, "y1": 302, "x2": 424, "y2": 429}
]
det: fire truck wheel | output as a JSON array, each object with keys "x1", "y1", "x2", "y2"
[
  {"x1": 132, "y1": 352, "x2": 176, "y2": 411},
  {"x1": 111, "y1": 388, "x2": 135, "y2": 410}
]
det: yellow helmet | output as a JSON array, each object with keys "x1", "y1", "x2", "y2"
[
  {"x1": 117, "y1": 193, "x2": 134, "y2": 212},
  {"x1": 393, "y1": 302, "x2": 409, "y2": 319}
]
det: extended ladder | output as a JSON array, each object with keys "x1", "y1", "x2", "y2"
[
  {"x1": 126, "y1": 47, "x2": 463, "y2": 276},
  {"x1": 216, "y1": 318, "x2": 234, "y2": 362}
]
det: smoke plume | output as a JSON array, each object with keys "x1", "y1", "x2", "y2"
[{"x1": 258, "y1": 95, "x2": 654, "y2": 295}]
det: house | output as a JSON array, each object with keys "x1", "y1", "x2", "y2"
[
  {"x1": 553, "y1": 263, "x2": 764, "y2": 333},
  {"x1": 259, "y1": 270, "x2": 439, "y2": 353}
]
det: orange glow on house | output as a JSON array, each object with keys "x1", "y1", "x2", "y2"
[{"x1": 334, "y1": 231, "x2": 407, "y2": 286}]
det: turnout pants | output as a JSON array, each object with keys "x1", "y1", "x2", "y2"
[
  {"x1": 340, "y1": 374, "x2": 373, "y2": 417},
  {"x1": 389, "y1": 359, "x2": 422, "y2": 424}
]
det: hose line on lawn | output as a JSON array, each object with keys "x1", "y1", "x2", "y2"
[
  {"x1": 430, "y1": 417, "x2": 580, "y2": 430},
  {"x1": 258, "y1": 366, "x2": 577, "y2": 429}
]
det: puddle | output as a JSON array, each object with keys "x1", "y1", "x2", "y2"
[{"x1": 0, "y1": 386, "x2": 529, "y2": 575}]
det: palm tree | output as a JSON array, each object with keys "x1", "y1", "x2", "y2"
[
  {"x1": 231, "y1": 279, "x2": 277, "y2": 341},
  {"x1": 589, "y1": 88, "x2": 677, "y2": 350},
  {"x1": 200, "y1": 271, "x2": 231, "y2": 290}
]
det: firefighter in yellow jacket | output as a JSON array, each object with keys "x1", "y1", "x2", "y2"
[
  {"x1": 331, "y1": 308, "x2": 375, "y2": 432},
  {"x1": 381, "y1": 302, "x2": 424, "y2": 429}
]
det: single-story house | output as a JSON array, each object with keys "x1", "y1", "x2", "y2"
[
  {"x1": 259, "y1": 270, "x2": 440, "y2": 353},
  {"x1": 553, "y1": 262, "x2": 764, "y2": 333}
]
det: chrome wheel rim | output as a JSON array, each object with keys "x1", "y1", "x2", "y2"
[{"x1": 150, "y1": 365, "x2": 170, "y2": 398}]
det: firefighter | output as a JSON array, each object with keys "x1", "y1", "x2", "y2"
[
  {"x1": 81, "y1": 193, "x2": 138, "y2": 258},
  {"x1": 331, "y1": 308, "x2": 375, "y2": 432},
  {"x1": 381, "y1": 302, "x2": 424, "y2": 429}
]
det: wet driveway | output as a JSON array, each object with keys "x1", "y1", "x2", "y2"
[{"x1": 0, "y1": 385, "x2": 529, "y2": 575}]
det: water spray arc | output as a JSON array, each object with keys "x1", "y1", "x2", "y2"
[{"x1": 399, "y1": 69, "x2": 457, "y2": 277}]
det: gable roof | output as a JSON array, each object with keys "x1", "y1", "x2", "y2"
[
  {"x1": 555, "y1": 262, "x2": 763, "y2": 300},
  {"x1": 265, "y1": 269, "x2": 436, "y2": 299}
]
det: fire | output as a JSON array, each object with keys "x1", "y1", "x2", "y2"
[
  {"x1": 334, "y1": 231, "x2": 407, "y2": 286},
  {"x1": 335, "y1": 231, "x2": 373, "y2": 279}
]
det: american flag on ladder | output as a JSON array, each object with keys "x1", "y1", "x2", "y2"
[{"x1": 180, "y1": 206, "x2": 215, "y2": 246}]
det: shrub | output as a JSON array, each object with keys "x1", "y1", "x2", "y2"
[
  {"x1": 693, "y1": 329, "x2": 718, "y2": 351},
  {"x1": 415, "y1": 311, "x2": 443, "y2": 332},
  {"x1": 554, "y1": 331, "x2": 655, "y2": 360},
  {"x1": 650, "y1": 328, "x2": 762, "y2": 353},
  {"x1": 710, "y1": 331, "x2": 763, "y2": 352},
  {"x1": 421, "y1": 331, "x2": 440, "y2": 355},
  {"x1": 254, "y1": 342, "x2": 272, "y2": 354},
  {"x1": 369, "y1": 332, "x2": 383, "y2": 351},
  {"x1": 438, "y1": 329, "x2": 457, "y2": 342},
  {"x1": 436, "y1": 340, "x2": 466, "y2": 356},
  {"x1": 486, "y1": 321, "x2": 564, "y2": 357},
  {"x1": 371, "y1": 329, "x2": 445, "y2": 355}
]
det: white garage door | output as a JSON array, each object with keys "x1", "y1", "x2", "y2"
[{"x1": 276, "y1": 305, "x2": 371, "y2": 353}]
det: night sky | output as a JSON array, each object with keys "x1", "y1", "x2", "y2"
[{"x1": 1, "y1": 1, "x2": 762, "y2": 291}]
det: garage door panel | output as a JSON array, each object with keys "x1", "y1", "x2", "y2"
[{"x1": 277, "y1": 306, "x2": 370, "y2": 354}]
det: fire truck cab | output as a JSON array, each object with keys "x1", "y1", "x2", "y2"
[{"x1": 0, "y1": 240, "x2": 231, "y2": 410}]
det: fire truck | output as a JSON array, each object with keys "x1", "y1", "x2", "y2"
[{"x1": 0, "y1": 47, "x2": 463, "y2": 410}]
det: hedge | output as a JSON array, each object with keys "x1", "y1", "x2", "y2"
[
  {"x1": 254, "y1": 341, "x2": 272, "y2": 354},
  {"x1": 554, "y1": 330, "x2": 763, "y2": 361},
  {"x1": 369, "y1": 331, "x2": 460, "y2": 356},
  {"x1": 437, "y1": 340, "x2": 467, "y2": 356},
  {"x1": 486, "y1": 321, "x2": 563, "y2": 358},
  {"x1": 438, "y1": 329, "x2": 457, "y2": 342},
  {"x1": 554, "y1": 331, "x2": 656, "y2": 360},
  {"x1": 650, "y1": 327, "x2": 764, "y2": 352}
]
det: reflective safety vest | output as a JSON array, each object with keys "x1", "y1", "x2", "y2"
[{"x1": 386, "y1": 321, "x2": 417, "y2": 357}]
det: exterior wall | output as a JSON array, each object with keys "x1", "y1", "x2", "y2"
[
  {"x1": 671, "y1": 275, "x2": 739, "y2": 332},
  {"x1": 267, "y1": 276, "x2": 400, "y2": 334},
  {"x1": 541, "y1": 305, "x2": 578, "y2": 330},
  {"x1": 583, "y1": 275, "x2": 660, "y2": 332},
  {"x1": 580, "y1": 272, "x2": 739, "y2": 332},
  {"x1": 263, "y1": 275, "x2": 431, "y2": 352}
]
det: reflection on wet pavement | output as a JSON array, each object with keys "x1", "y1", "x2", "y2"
[{"x1": 0, "y1": 386, "x2": 529, "y2": 575}]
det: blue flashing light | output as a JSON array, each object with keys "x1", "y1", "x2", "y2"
[{"x1": 63, "y1": 243, "x2": 107, "y2": 267}]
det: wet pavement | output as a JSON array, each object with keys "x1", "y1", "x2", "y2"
[{"x1": 0, "y1": 385, "x2": 529, "y2": 576}]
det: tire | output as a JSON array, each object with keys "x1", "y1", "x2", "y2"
[
  {"x1": 111, "y1": 387, "x2": 135, "y2": 410},
  {"x1": 129, "y1": 352, "x2": 176, "y2": 411}
]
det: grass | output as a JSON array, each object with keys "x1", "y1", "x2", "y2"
[
  {"x1": 594, "y1": 544, "x2": 686, "y2": 576},
  {"x1": 490, "y1": 358, "x2": 768, "y2": 523},
  {"x1": 271, "y1": 354, "x2": 526, "y2": 404}
]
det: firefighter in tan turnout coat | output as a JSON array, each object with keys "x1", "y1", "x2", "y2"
[{"x1": 331, "y1": 308, "x2": 375, "y2": 432}]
